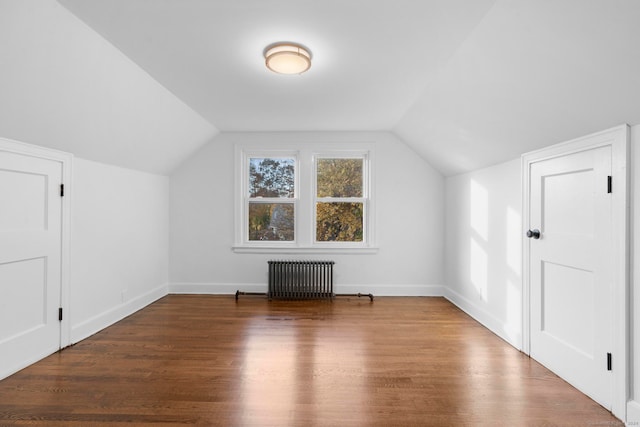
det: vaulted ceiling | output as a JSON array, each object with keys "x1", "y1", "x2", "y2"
[
  {"x1": 5, "y1": 1, "x2": 640, "y2": 176},
  {"x1": 59, "y1": 0, "x2": 495, "y2": 135}
]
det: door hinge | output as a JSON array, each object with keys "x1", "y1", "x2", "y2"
[
  {"x1": 58, "y1": 307, "x2": 63, "y2": 321},
  {"x1": 607, "y1": 352, "x2": 612, "y2": 371},
  {"x1": 60, "y1": 183, "x2": 65, "y2": 197},
  {"x1": 607, "y1": 176, "x2": 612, "y2": 193}
]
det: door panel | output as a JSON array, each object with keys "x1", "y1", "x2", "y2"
[
  {"x1": 0, "y1": 257, "x2": 48, "y2": 340},
  {"x1": 0, "y1": 169, "x2": 48, "y2": 232},
  {"x1": 0, "y1": 151, "x2": 62, "y2": 378},
  {"x1": 541, "y1": 261, "x2": 594, "y2": 357},
  {"x1": 542, "y1": 169, "x2": 595, "y2": 236},
  {"x1": 529, "y1": 145, "x2": 612, "y2": 409}
]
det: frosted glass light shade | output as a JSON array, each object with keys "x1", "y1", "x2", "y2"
[{"x1": 264, "y1": 43, "x2": 311, "y2": 75}]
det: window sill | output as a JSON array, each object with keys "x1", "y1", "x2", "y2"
[{"x1": 232, "y1": 246, "x2": 379, "y2": 255}]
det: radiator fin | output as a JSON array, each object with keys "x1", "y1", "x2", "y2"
[{"x1": 268, "y1": 260, "x2": 334, "y2": 300}]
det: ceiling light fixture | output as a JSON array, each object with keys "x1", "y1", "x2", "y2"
[{"x1": 264, "y1": 42, "x2": 312, "y2": 75}]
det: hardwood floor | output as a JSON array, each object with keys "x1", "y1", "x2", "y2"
[{"x1": 0, "y1": 295, "x2": 622, "y2": 426}]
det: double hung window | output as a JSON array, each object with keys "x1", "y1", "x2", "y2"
[
  {"x1": 314, "y1": 157, "x2": 365, "y2": 242},
  {"x1": 236, "y1": 144, "x2": 374, "y2": 252},
  {"x1": 247, "y1": 156, "x2": 296, "y2": 241}
]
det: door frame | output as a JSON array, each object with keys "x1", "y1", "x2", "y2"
[
  {"x1": 521, "y1": 124, "x2": 629, "y2": 420},
  {"x1": 0, "y1": 137, "x2": 73, "y2": 350}
]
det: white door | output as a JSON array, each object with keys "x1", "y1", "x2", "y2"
[
  {"x1": 0, "y1": 150, "x2": 63, "y2": 379},
  {"x1": 528, "y1": 145, "x2": 613, "y2": 409}
]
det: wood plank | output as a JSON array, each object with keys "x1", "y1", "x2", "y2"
[{"x1": 0, "y1": 296, "x2": 622, "y2": 426}]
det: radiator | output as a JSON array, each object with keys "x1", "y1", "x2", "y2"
[{"x1": 268, "y1": 260, "x2": 334, "y2": 300}]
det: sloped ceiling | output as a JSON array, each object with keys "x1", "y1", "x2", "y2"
[
  {"x1": 5, "y1": 1, "x2": 640, "y2": 176},
  {"x1": 0, "y1": 0, "x2": 218, "y2": 175},
  {"x1": 57, "y1": 0, "x2": 496, "y2": 135},
  {"x1": 395, "y1": 0, "x2": 640, "y2": 175}
]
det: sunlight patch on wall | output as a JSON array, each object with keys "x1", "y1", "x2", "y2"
[
  {"x1": 506, "y1": 206, "x2": 521, "y2": 275},
  {"x1": 470, "y1": 237, "x2": 488, "y2": 301},
  {"x1": 504, "y1": 205, "x2": 522, "y2": 347},
  {"x1": 470, "y1": 179, "x2": 488, "y2": 241},
  {"x1": 504, "y1": 279, "x2": 522, "y2": 344}
]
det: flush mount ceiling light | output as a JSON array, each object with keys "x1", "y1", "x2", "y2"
[{"x1": 264, "y1": 42, "x2": 312, "y2": 75}]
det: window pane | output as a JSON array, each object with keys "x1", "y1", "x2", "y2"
[
  {"x1": 249, "y1": 158, "x2": 295, "y2": 198},
  {"x1": 248, "y1": 203, "x2": 294, "y2": 241},
  {"x1": 317, "y1": 158, "x2": 362, "y2": 197},
  {"x1": 316, "y1": 202, "x2": 363, "y2": 242}
]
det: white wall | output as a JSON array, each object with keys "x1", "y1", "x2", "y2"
[
  {"x1": 70, "y1": 159, "x2": 169, "y2": 343},
  {"x1": 444, "y1": 134, "x2": 640, "y2": 423},
  {"x1": 444, "y1": 159, "x2": 522, "y2": 349},
  {"x1": 169, "y1": 131, "x2": 444, "y2": 295},
  {"x1": 0, "y1": 0, "x2": 187, "y2": 347}
]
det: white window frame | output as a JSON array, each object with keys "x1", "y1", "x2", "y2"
[
  {"x1": 239, "y1": 150, "x2": 299, "y2": 247},
  {"x1": 312, "y1": 152, "x2": 370, "y2": 248},
  {"x1": 234, "y1": 142, "x2": 377, "y2": 254}
]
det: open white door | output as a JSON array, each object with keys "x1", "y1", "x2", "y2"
[
  {"x1": 522, "y1": 125, "x2": 629, "y2": 421},
  {"x1": 0, "y1": 140, "x2": 71, "y2": 380}
]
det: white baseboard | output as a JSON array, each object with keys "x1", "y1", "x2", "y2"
[
  {"x1": 628, "y1": 400, "x2": 640, "y2": 425},
  {"x1": 70, "y1": 283, "x2": 169, "y2": 344},
  {"x1": 444, "y1": 287, "x2": 522, "y2": 350},
  {"x1": 169, "y1": 282, "x2": 444, "y2": 297},
  {"x1": 335, "y1": 284, "x2": 444, "y2": 296},
  {"x1": 170, "y1": 282, "x2": 266, "y2": 294}
]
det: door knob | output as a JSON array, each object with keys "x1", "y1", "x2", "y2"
[{"x1": 526, "y1": 229, "x2": 541, "y2": 239}]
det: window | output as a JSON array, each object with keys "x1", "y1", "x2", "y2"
[
  {"x1": 315, "y1": 157, "x2": 365, "y2": 242},
  {"x1": 235, "y1": 144, "x2": 375, "y2": 253},
  {"x1": 247, "y1": 157, "x2": 296, "y2": 241}
]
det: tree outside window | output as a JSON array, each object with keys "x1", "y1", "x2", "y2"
[
  {"x1": 247, "y1": 158, "x2": 295, "y2": 241},
  {"x1": 315, "y1": 158, "x2": 365, "y2": 242},
  {"x1": 237, "y1": 146, "x2": 372, "y2": 249}
]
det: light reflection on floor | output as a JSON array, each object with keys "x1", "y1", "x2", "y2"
[{"x1": 239, "y1": 310, "x2": 367, "y2": 426}]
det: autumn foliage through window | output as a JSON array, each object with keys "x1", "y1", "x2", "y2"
[
  {"x1": 315, "y1": 158, "x2": 364, "y2": 242},
  {"x1": 240, "y1": 149, "x2": 371, "y2": 248}
]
